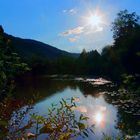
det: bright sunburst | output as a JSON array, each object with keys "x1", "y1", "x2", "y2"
[
  {"x1": 95, "y1": 113, "x2": 103, "y2": 123},
  {"x1": 82, "y1": 9, "x2": 105, "y2": 28},
  {"x1": 94, "y1": 112, "x2": 103, "y2": 123},
  {"x1": 88, "y1": 15, "x2": 102, "y2": 26}
]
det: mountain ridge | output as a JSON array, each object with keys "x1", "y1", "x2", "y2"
[{"x1": 4, "y1": 33, "x2": 79, "y2": 60}]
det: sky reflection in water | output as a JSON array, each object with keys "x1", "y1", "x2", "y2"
[{"x1": 33, "y1": 87, "x2": 119, "y2": 139}]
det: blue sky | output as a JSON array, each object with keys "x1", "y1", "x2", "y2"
[{"x1": 0, "y1": 0, "x2": 140, "y2": 53}]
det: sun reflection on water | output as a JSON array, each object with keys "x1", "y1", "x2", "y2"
[
  {"x1": 95, "y1": 112, "x2": 103, "y2": 123},
  {"x1": 92, "y1": 111, "x2": 106, "y2": 129}
]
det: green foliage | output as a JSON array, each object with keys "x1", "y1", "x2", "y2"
[
  {"x1": 112, "y1": 10, "x2": 140, "y2": 75},
  {"x1": 112, "y1": 9, "x2": 140, "y2": 40},
  {"x1": 101, "y1": 45, "x2": 123, "y2": 80},
  {"x1": 35, "y1": 98, "x2": 92, "y2": 140},
  {"x1": 0, "y1": 95, "x2": 36, "y2": 139},
  {"x1": 76, "y1": 49, "x2": 101, "y2": 75},
  {"x1": 121, "y1": 74, "x2": 140, "y2": 97},
  {"x1": 0, "y1": 25, "x2": 30, "y2": 96},
  {"x1": 0, "y1": 98, "x2": 93, "y2": 139}
]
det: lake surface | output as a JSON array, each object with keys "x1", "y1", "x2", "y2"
[{"x1": 15, "y1": 76, "x2": 140, "y2": 140}]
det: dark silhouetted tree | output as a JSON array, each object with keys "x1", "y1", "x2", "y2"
[
  {"x1": 112, "y1": 10, "x2": 140, "y2": 74},
  {"x1": 0, "y1": 25, "x2": 30, "y2": 96}
]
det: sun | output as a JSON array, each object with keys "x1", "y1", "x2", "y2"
[
  {"x1": 87, "y1": 14, "x2": 102, "y2": 26},
  {"x1": 81, "y1": 8, "x2": 105, "y2": 27},
  {"x1": 94, "y1": 112, "x2": 103, "y2": 123}
]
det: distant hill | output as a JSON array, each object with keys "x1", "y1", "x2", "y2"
[{"x1": 4, "y1": 33, "x2": 79, "y2": 60}]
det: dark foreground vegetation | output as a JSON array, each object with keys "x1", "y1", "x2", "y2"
[{"x1": 0, "y1": 10, "x2": 140, "y2": 139}]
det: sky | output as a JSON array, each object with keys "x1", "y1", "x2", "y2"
[{"x1": 0, "y1": 0, "x2": 140, "y2": 53}]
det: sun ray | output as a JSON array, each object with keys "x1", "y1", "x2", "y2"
[{"x1": 81, "y1": 8, "x2": 106, "y2": 29}]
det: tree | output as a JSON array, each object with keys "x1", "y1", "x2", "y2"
[
  {"x1": 101, "y1": 45, "x2": 124, "y2": 80},
  {"x1": 86, "y1": 50, "x2": 101, "y2": 75},
  {"x1": 76, "y1": 49, "x2": 88, "y2": 74},
  {"x1": 112, "y1": 10, "x2": 140, "y2": 41},
  {"x1": 0, "y1": 25, "x2": 30, "y2": 96},
  {"x1": 111, "y1": 10, "x2": 140, "y2": 75}
]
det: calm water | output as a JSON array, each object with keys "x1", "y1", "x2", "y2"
[{"x1": 15, "y1": 76, "x2": 140, "y2": 140}]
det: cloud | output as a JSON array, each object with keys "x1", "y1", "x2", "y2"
[
  {"x1": 68, "y1": 36, "x2": 79, "y2": 42},
  {"x1": 85, "y1": 26, "x2": 103, "y2": 34},
  {"x1": 60, "y1": 26, "x2": 84, "y2": 36},
  {"x1": 63, "y1": 8, "x2": 77, "y2": 15},
  {"x1": 60, "y1": 25, "x2": 103, "y2": 37}
]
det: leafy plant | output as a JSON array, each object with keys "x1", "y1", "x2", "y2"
[
  {"x1": 29, "y1": 98, "x2": 94, "y2": 140},
  {"x1": 0, "y1": 98, "x2": 94, "y2": 140}
]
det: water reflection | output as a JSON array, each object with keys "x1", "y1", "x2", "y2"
[
  {"x1": 15, "y1": 77, "x2": 139, "y2": 139},
  {"x1": 94, "y1": 112, "x2": 104, "y2": 124},
  {"x1": 32, "y1": 88, "x2": 118, "y2": 139},
  {"x1": 80, "y1": 96, "x2": 118, "y2": 138}
]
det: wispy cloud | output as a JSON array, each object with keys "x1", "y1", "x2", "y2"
[
  {"x1": 85, "y1": 26, "x2": 103, "y2": 34},
  {"x1": 63, "y1": 8, "x2": 78, "y2": 15},
  {"x1": 60, "y1": 25, "x2": 103, "y2": 37},
  {"x1": 68, "y1": 36, "x2": 79, "y2": 42},
  {"x1": 60, "y1": 26, "x2": 84, "y2": 36}
]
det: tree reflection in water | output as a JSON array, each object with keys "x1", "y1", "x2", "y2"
[{"x1": 14, "y1": 77, "x2": 140, "y2": 139}]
